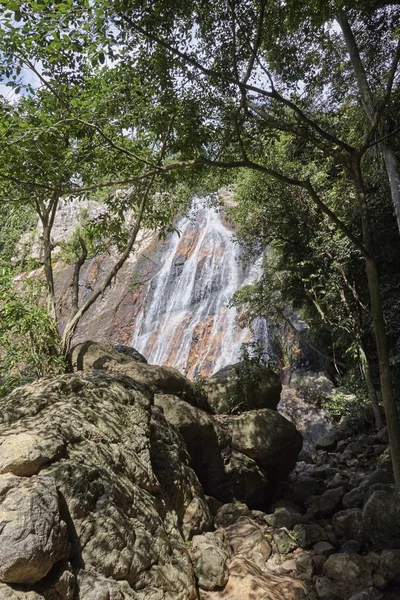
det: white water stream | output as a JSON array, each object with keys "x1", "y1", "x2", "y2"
[{"x1": 131, "y1": 199, "x2": 268, "y2": 377}]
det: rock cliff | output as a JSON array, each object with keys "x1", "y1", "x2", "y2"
[{"x1": 21, "y1": 194, "x2": 268, "y2": 378}]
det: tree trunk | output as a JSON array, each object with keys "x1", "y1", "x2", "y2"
[
  {"x1": 382, "y1": 142, "x2": 400, "y2": 233},
  {"x1": 352, "y1": 161, "x2": 400, "y2": 485},
  {"x1": 359, "y1": 343, "x2": 383, "y2": 430},
  {"x1": 337, "y1": 13, "x2": 400, "y2": 234},
  {"x1": 42, "y1": 222, "x2": 57, "y2": 321}
]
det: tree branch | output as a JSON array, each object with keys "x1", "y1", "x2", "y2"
[
  {"x1": 122, "y1": 14, "x2": 353, "y2": 154},
  {"x1": 247, "y1": 101, "x2": 349, "y2": 164},
  {"x1": 71, "y1": 235, "x2": 88, "y2": 315},
  {"x1": 16, "y1": 53, "x2": 160, "y2": 171}
]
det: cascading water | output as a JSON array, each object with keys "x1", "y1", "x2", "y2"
[{"x1": 131, "y1": 198, "x2": 268, "y2": 377}]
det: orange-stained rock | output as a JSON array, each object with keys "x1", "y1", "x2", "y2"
[{"x1": 199, "y1": 555, "x2": 306, "y2": 600}]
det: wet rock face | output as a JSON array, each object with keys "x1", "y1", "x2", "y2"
[
  {"x1": 0, "y1": 370, "x2": 210, "y2": 598},
  {"x1": 128, "y1": 200, "x2": 268, "y2": 378}
]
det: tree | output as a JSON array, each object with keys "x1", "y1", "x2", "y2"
[
  {"x1": 229, "y1": 165, "x2": 393, "y2": 430},
  {"x1": 0, "y1": 66, "x2": 191, "y2": 358}
]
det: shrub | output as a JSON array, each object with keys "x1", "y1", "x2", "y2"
[{"x1": 0, "y1": 269, "x2": 66, "y2": 396}]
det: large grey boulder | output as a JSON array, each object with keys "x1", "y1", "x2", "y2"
[
  {"x1": 190, "y1": 531, "x2": 231, "y2": 590},
  {"x1": 227, "y1": 409, "x2": 302, "y2": 478},
  {"x1": 71, "y1": 341, "x2": 207, "y2": 409},
  {"x1": 279, "y1": 372, "x2": 341, "y2": 450},
  {"x1": 363, "y1": 487, "x2": 400, "y2": 550},
  {"x1": 150, "y1": 405, "x2": 213, "y2": 540},
  {"x1": 154, "y1": 393, "x2": 271, "y2": 508},
  {"x1": 322, "y1": 553, "x2": 374, "y2": 599},
  {"x1": 155, "y1": 394, "x2": 301, "y2": 509},
  {"x1": 332, "y1": 509, "x2": 363, "y2": 543},
  {"x1": 203, "y1": 363, "x2": 282, "y2": 415},
  {"x1": 0, "y1": 371, "x2": 206, "y2": 598}
]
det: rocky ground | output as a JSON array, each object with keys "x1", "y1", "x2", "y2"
[{"x1": 0, "y1": 342, "x2": 399, "y2": 599}]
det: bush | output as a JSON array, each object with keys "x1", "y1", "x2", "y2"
[
  {"x1": 228, "y1": 341, "x2": 276, "y2": 413},
  {"x1": 321, "y1": 391, "x2": 374, "y2": 433},
  {"x1": 0, "y1": 269, "x2": 66, "y2": 396}
]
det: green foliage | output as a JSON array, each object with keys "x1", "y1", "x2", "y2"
[
  {"x1": 0, "y1": 269, "x2": 66, "y2": 396},
  {"x1": 0, "y1": 203, "x2": 37, "y2": 268},
  {"x1": 192, "y1": 373, "x2": 208, "y2": 405},
  {"x1": 228, "y1": 341, "x2": 274, "y2": 414},
  {"x1": 321, "y1": 391, "x2": 374, "y2": 433},
  {"x1": 321, "y1": 367, "x2": 375, "y2": 432}
]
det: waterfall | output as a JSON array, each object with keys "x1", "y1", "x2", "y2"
[{"x1": 131, "y1": 198, "x2": 268, "y2": 378}]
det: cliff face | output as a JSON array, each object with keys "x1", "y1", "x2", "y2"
[
  {"x1": 131, "y1": 199, "x2": 268, "y2": 378},
  {"x1": 26, "y1": 194, "x2": 266, "y2": 378}
]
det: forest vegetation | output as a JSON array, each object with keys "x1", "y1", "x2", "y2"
[{"x1": 1, "y1": 0, "x2": 400, "y2": 485}]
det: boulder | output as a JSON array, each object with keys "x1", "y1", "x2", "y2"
[
  {"x1": 332, "y1": 509, "x2": 363, "y2": 543},
  {"x1": 323, "y1": 553, "x2": 374, "y2": 598},
  {"x1": 0, "y1": 371, "x2": 202, "y2": 598},
  {"x1": 296, "y1": 552, "x2": 314, "y2": 581},
  {"x1": 272, "y1": 529, "x2": 298, "y2": 555},
  {"x1": 203, "y1": 363, "x2": 281, "y2": 415},
  {"x1": 312, "y1": 541, "x2": 335, "y2": 557},
  {"x1": 112, "y1": 343, "x2": 147, "y2": 363},
  {"x1": 318, "y1": 487, "x2": 345, "y2": 517},
  {"x1": 343, "y1": 486, "x2": 367, "y2": 509},
  {"x1": 71, "y1": 341, "x2": 207, "y2": 409},
  {"x1": 190, "y1": 531, "x2": 231, "y2": 590},
  {"x1": 214, "y1": 503, "x2": 250, "y2": 528},
  {"x1": 0, "y1": 474, "x2": 69, "y2": 584},
  {"x1": 290, "y1": 477, "x2": 326, "y2": 506},
  {"x1": 358, "y1": 469, "x2": 394, "y2": 488},
  {"x1": 293, "y1": 523, "x2": 327, "y2": 549},
  {"x1": 280, "y1": 372, "x2": 343, "y2": 450},
  {"x1": 315, "y1": 576, "x2": 342, "y2": 600},
  {"x1": 150, "y1": 405, "x2": 213, "y2": 541},
  {"x1": 289, "y1": 371, "x2": 336, "y2": 394},
  {"x1": 380, "y1": 549, "x2": 400, "y2": 585},
  {"x1": 227, "y1": 409, "x2": 303, "y2": 477},
  {"x1": 156, "y1": 395, "x2": 301, "y2": 508},
  {"x1": 362, "y1": 487, "x2": 400, "y2": 550},
  {"x1": 264, "y1": 506, "x2": 305, "y2": 530}
]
